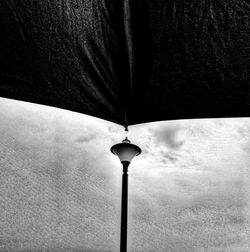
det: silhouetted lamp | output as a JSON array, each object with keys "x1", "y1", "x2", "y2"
[{"x1": 111, "y1": 138, "x2": 141, "y2": 252}]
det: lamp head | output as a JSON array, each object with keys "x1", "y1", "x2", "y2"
[{"x1": 111, "y1": 137, "x2": 141, "y2": 163}]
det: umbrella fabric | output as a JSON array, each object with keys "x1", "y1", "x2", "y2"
[{"x1": 0, "y1": 0, "x2": 250, "y2": 126}]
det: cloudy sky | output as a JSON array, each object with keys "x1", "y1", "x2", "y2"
[{"x1": 0, "y1": 97, "x2": 250, "y2": 252}]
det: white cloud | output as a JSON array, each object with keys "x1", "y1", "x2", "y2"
[
  {"x1": 152, "y1": 122, "x2": 185, "y2": 149},
  {"x1": 0, "y1": 98, "x2": 250, "y2": 251}
]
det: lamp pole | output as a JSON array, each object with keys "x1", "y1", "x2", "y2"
[
  {"x1": 111, "y1": 138, "x2": 141, "y2": 252},
  {"x1": 120, "y1": 161, "x2": 129, "y2": 252}
]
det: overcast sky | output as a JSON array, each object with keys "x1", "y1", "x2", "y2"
[{"x1": 0, "y1": 97, "x2": 250, "y2": 252}]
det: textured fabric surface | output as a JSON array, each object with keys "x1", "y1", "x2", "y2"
[
  {"x1": 0, "y1": 0, "x2": 127, "y2": 124},
  {"x1": 0, "y1": 0, "x2": 250, "y2": 125}
]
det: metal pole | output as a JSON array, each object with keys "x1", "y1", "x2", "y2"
[{"x1": 120, "y1": 161, "x2": 129, "y2": 252}]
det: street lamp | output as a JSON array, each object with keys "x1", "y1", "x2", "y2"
[{"x1": 111, "y1": 137, "x2": 141, "y2": 252}]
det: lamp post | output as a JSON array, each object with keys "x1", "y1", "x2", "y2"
[{"x1": 111, "y1": 137, "x2": 141, "y2": 252}]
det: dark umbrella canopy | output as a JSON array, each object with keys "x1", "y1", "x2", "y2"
[{"x1": 0, "y1": 0, "x2": 249, "y2": 126}]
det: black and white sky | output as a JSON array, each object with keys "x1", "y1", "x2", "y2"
[{"x1": 0, "y1": 97, "x2": 250, "y2": 252}]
